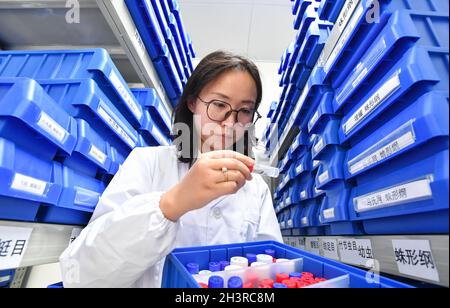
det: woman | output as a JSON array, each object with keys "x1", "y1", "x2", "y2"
[{"x1": 60, "y1": 51, "x2": 282, "y2": 288}]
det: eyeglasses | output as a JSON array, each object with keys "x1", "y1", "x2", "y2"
[{"x1": 197, "y1": 96, "x2": 262, "y2": 126}]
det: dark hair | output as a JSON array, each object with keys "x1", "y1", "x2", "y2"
[{"x1": 172, "y1": 51, "x2": 263, "y2": 165}]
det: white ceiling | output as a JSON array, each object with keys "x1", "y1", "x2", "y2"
[{"x1": 178, "y1": 0, "x2": 296, "y2": 62}]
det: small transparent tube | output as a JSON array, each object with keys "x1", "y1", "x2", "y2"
[{"x1": 252, "y1": 143, "x2": 280, "y2": 178}]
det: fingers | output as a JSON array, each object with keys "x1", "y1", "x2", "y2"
[
  {"x1": 203, "y1": 150, "x2": 255, "y2": 168},
  {"x1": 209, "y1": 158, "x2": 252, "y2": 181},
  {"x1": 215, "y1": 169, "x2": 246, "y2": 187}
]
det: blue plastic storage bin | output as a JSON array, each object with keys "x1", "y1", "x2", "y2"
[
  {"x1": 289, "y1": 205, "x2": 307, "y2": 235},
  {"x1": 300, "y1": 198, "x2": 324, "y2": 236},
  {"x1": 124, "y1": 0, "x2": 167, "y2": 60},
  {"x1": 162, "y1": 241, "x2": 412, "y2": 288},
  {"x1": 167, "y1": 12, "x2": 189, "y2": 71},
  {"x1": 319, "y1": 0, "x2": 448, "y2": 89},
  {"x1": 311, "y1": 118, "x2": 342, "y2": 160},
  {"x1": 318, "y1": 0, "x2": 346, "y2": 23},
  {"x1": 0, "y1": 49, "x2": 144, "y2": 129},
  {"x1": 345, "y1": 91, "x2": 449, "y2": 180},
  {"x1": 315, "y1": 146, "x2": 346, "y2": 190},
  {"x1": 335, "y1": 9, "x2": 449, "y2": 111},
  {"x1": 288, "y1": 130, "x2": 309, "y2": 161},
  {"x1": 297, "y1": 19, "x2": 333, "y2": 69},
  {"x1": 339, "y1": 44, "x2": 448, "y2": 147},
  {"x1": 0, "y1": 78, "x2": 77, "y2": 161},
  {"x1": 291, "y1": 163, "x2": 315, "y2": 204},
  {"x1": 293, "y1": 67, "x2": 331, "y2": 130},
  {"x1": 0, "y1": 138, "x2": 61, "y2": 222},
  {"x1": 38, "y1": 79, "x2": 137, "y2": 167},
  {"x1": 350, "y1": 149, "x2": 449, "y2": 234},
  {"x1": 0, "y1": 270, "x2": 15, "y2": 288},
  {"x1": 307, "y1": 91, "x2": 337, "y2": 134},
  {"x1": 36, "y1": 162, "x2": 106, "y2": 225},
  {"x1": 132, "y1": 88, "x2": 172, "y2": 135},
  {"x1": 318, "y1": 181, "x2": 364, "y2": 235},
  {"x1": 294, "y1": 0, "x2": 320, "y2": 30},
  {"x1": 63, "y1": 119, "x2": 112, "y2": 177}
]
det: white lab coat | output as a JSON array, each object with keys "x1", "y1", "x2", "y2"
[{"x1": 59, "y1": 146, "x2": 282, "y2": 288}]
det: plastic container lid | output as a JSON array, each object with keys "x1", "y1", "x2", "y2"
[
  {"x1": 276, "y1": 258, "x2": 290, "y2": 263},
  {"x1": 245, "y1": 253, "x2": 257, "y2": 264},
  {"x1": 198, "y1": 282, "x2": 208, "y2": 288},
  {"x1": 198, "y1": 270, "x2": 212, "y2": 275},
  {"x1": 186, "y1": 263, "x2": 199, "y2": 274},
  {"x1": 276, "y1": 273, "x2": 290, "y2": 283},
  {"x1": 243, "y1": 282, "x2": 254, "y2": 288},
  {"x1": 209, "y1": 262, "x2": 221, "y2": 272},
  {"x1": 273, "y1": 283, "x2": 288, "y2": 288},
  {"x1": 256, "y1": 254, "x2": 273, "y2": 264},
  {"x1": 230, "y1": 256, "x2": 249, "y2": 268},
  {"x1": 250, "y1": 262, "x2": 267, "y2": 267},
  {"x1": 260, "y1": 279, "x2": 274, "y2": 288},
  {"x1": 282, "y1": 279, "x2": 298, "y2": 288},
  {"x1": 228, "y1": 276, "x2": 243, "y2": 289},
  {"x1": 208, "y1": 276, "x2": 224, "y2": 288},
  {"x1": 219, "y1": 261, "x2": 230, "y2": 271},
  {"x1": 289, "y1": 272, "x2": 302, "y2": 279},
  {"x1": 224, "y1": 265, "x2": 243, "y2": 272}
]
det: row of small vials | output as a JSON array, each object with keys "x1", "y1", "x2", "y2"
[{"x1": 184, "y1": 249, "x2": 328, "y2": 288}]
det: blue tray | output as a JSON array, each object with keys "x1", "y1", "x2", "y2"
[
  {"x1": 0, "y1": 138, "x2": 61, "y2": 222},
  {"x1": 162, "y1": 240, "x2": 412, "y2": 288},
  {"x1": 0, "y1": 78, "x2": 77, "y2": 161},
  {"x1": 307, "y1": 91, "x2": 337, "y2": 134},
  {"x1": 339, "y1": 45, "x2": 448, "y2": 147},
  {"x1": 345, "y1": 91, "x2": 449, "y2": 180},
  {"x1": 131, "y1": 88, "x2": 172, "y2": 136},
  {"x1": 335, "y1": 9, "x2": 449, "y2": 112},
  {"x1": 294, "y1": 0, "x2": 321, "y2": 30},
  {"x1": 320, "y1": 0, "x2": 448, "y2": 89},
  {"x1": 299, "y1": 198, "x2": 325, "y2": 236},
  {"x1": 0, "y1": 49, "x2": 145, "y2": 129},
  {"x1": 311, "y1": 118, "x2": 342, "y2": 160},
  {"x1": 38, "y1": 79, "x2": 138, "y2": 160},
  {"x1": 62, "y1": 119, "x2": 112, "y2": 178},
  {"x1": 36, "y1": 163, "x2": 105, "y2": 225},
  {"x1": 349, "y1": 149, "x2": 449, "y2": 234},
  {"x1": 315, "y1": 146, "x2": 347, "y2": 190},
  {"x1": 318, "y1": 181, "x2": 364, "y2": 235}
]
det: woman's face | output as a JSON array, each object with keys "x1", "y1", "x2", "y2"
[{"x1": 188, "y1": 69, "x2": 258, "y2": 152}]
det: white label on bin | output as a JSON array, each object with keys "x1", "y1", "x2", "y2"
[
  {"x1": 324, "y1": 5, "x2": 365, "y2": 73},
  {"x1": 352, "y1": 67, "x2": 368, "y2": 89},
  {"x1": 343, "y1": 71, "x2": 401, "y2": 135},
  {"x1": 301, "y1": 217, "x2": 309, "y2": 226},
  {"x1": 323, "y1": 208, "x2": 335, "y2": 219},
  {"x1": 315, "y1": 187, "x2": 323, "y2": 195},
  {"x1": 0, "y1": 275, "x2": 11, "y2": 283},
  {"x1": 318, "y1": 170, "x2": 330, "y2": 184},
  {"x1": 338, "y1": 239, "x2": 375, "y2": 268},
  {"x1": 69, "y1": 228, "x2": 83, "y2": 247},
  {"x1": 109, "y1": 70, "x2": 142, "y2": 121},
  {"x1": 313, "y1": 160, "x2": 320, "y2": 168},
  {"x1": 300, "y1": 190, "x2": 307, "y2": 199},
  {"x1": 321, "y1": 239, "x2": 339, "y2": 260},
  {"x1": 97, "y1": 105, "x2": 136, "y2": 148},
  {"x1": 354, "y1": 178, "x2": 433, "y2": 213},
  {"x1": 392, "y1": 240, "x2": 440, "y2": 282},
  {"x1": 310, "y1": 134, "x2": 317, "y2": 143},
  {"x1": 89, "y1": 145, "x2": 107, "y2": 165},
  {"x1": 309, "y1": 110, "x2": 320, "y2": 131},
  {"x1": 37, "y1": 112, "x2": 67, "y2": 143},
  {"x1": 306, "y1": 238, "x2": 321, "y2": 255},
  {"x1": 296, "y1": 164, "x2": 303, "y2": 174},
  {"x1": 349, "y1": 126, "x2": 416, "y2": 175},
  {"x1": 314, "y1": 138, "x2": 325, "y2": 154},
  {"x1": 287, "y1": 219, "x2": 293, "y2": 228},
  {"x1": 10, "y1": 173, "x2": 47, "y2": 197},
  {"x1": 0, "y1": 226, "x2": 33, "y2": 270}
]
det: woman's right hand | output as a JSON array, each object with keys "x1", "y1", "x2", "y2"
[{"x1": 160, "y1": 150, "x2": 255, "y2": 222}]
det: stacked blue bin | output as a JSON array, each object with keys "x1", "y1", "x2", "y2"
[
  {"x1": 0, "y1": 48, "x2": 170, "y2": 225},
  {"x1": 125, "y1": 0, "x2": 196, "y2": 107},
  {"x1": 277, "y1": 0, "x2": 449, "y2": 235}
]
